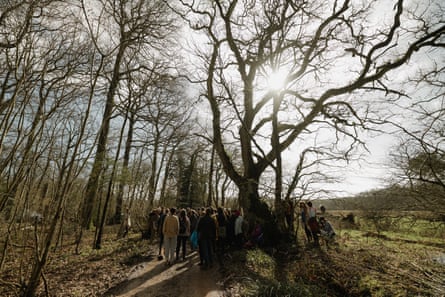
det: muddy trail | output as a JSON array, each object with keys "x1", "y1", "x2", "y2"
[{"x1": 103, "y1": 250, "x2": 227, "y2": 297}]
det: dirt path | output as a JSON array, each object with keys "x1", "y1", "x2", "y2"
[{"x1": 104, "y1": 250, "x2": 226, "y2": 297}]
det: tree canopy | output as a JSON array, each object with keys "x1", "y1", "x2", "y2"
[{"x1": 173, "y1": 0, "x2": 444, "y2": 227}]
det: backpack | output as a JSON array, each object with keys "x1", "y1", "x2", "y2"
[{"x1": 179, "y1": 218, "x2": 186, "y2": 234}]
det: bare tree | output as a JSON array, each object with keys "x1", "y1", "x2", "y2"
[
  {"x1": 389, "y1": 64, "x2": 445, "y2": 214},
  {"x1": 0, "y1": 2, "x2": 101, "y2": 295},
  {"x1": 79, "y1": 0, "x2": 177, "y2": 234},
  {"x1": 111, "y1": 62, "x2": 170, "y2": 225},
  {"x1": 175, "y1": 0, "x2": 444, "y2": 235}
]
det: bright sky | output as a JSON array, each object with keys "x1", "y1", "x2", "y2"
[
  {"x1": 180, "y1": 0, "x2": 443, "y2": 200},
  {"x1": 335, "y1": 134, "x2": 396, "y2": 196}
]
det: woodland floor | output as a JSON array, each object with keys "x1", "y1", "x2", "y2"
[
  {"x1": 103, "y1": 249, "x2": 226, "y2": 297},
  {"x1": 1, "y1": 224, "x2": 445, "y2": 297}
]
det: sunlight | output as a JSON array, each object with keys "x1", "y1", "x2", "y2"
[{"x1": 266, "y1": 68, "x2": 288, "y2": 92}]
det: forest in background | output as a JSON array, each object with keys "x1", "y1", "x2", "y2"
[{"x1": 0, "y1": 1, "x2": 444, "y2": 296}]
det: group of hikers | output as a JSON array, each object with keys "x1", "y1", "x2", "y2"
[
  {"x1": 142, "y1": 201, "x2": 336, "y2": 269},
  {"x1": 146, "y1": 206, "x2": 262, "y2": 269},
  {"x1": 299, "y1": 201, "x2": 336, "y2": 247}
]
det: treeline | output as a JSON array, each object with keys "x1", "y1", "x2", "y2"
[{"x1": 314, "y1": 184, "x2": 444, "y2": 217}]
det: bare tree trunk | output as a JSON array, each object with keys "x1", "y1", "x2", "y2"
[
  {"x1": 0, "y1": 223, "x2": 12, "y2": 271},
  {"x1": 159, "y1": 148, "x2": 174, "y2": 206},
  {"x1": 221, "y1": 175, "x2": 230, "y2": 207},
  {"x1": 273, "y1": 94, "x2": 286, "y2": 233},
  {"x1": 74, "y1": 52, "x2": 105, "y2": 248},
  {"x1": 114, "y1": 108, "x2": 135, "y2": 224},
  {"x1": 147, "y1": 136, "x2": 160, "y2": 206},
  {"x1": 81, "y1": 44, "x2": 125, "y2": 229},
  {"x1": 153, "y1": 138, "x2": 174, "y2": 208},
  {"x1": 207, "y1": 145, "x2": 215, "y2": 206},
  {"x1": 95, "y1": 108, "x2": 127, "y2": 248},
  {"x1": 186, "y1": 150, "x2": 199, "y2": 206}
]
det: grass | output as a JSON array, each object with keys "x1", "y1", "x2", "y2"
[
  {"x1": 350, "y1": 212, "x2": 445, "y2": 239},
  {"x1": 223, "y1": 214, "x2": 445, "y2": 297},
  {"x1": 245, "y1": 249, "x2": 276, "y2": 278},
  {"x1": 233, "y1": 248, "x2": 324, "y2": 297},
  {"x1": 2, "y1": 213, "x2": 444, "y2": 296}
]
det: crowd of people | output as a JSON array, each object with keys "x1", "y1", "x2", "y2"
[
  {"x1": 142, "y1": 201, "x2": 336, "y2": 269},
  {"x1": 147, "y1": 206, "x2": 263, "y2": 270}
]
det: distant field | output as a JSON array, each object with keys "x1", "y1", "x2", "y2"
[
  {"x1": 322, "y1": 210, "x2": 445, "y2": 241},
  {"x1": 327, "y1": 210, "x2": 443, "y2": 220}
]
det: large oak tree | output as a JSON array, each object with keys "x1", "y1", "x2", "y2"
[{"x1": 175, "y1": 0, "x2": 444, "y2": 232}]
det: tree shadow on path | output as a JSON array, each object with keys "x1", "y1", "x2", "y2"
[{"x1": 103, "y1": 251, "x2": 225, "y2": 297}]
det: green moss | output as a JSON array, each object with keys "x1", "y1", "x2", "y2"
[{"x1": 245, "y1": 249, "x2": 276, "y2": 278}]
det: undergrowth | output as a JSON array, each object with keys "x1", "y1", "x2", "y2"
[{"x1": 223, "y1": 227, "x2": 445, "y2": 297}]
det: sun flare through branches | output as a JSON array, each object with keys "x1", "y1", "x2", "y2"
[{"x1": 266, "y1": 68, "x2": 288, "y2": 92}]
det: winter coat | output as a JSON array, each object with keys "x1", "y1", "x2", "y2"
[
  {"x1": 197, "y1": 214, "x2": 216, "y2": 240},
  {"x1": 178, "y1": 216, "x2": 191, "y2": 237},
  {"x1": 163, "y1": 214, "x2": 179, "y2": 238}
]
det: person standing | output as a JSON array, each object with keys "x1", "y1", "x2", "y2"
[
  {"x1": 196, "y1": 207, "x2": 206, "y2": 265},
  {"x1": 188, "y1": 209, "x2": 199, "y2": 251},
  {"x1": 157, "y1": 207, "x2": 166, "y2": 260},
  {"x1": 299, "y1": 202, "x2": 312, "y2": 243},
  {"x1": 234, "y1": 210, "x2": 244, "y2": 249},
  {"x1": 197, "y1": 208, "x2": 217, "y2": 269},
  {"x1": 226, "y1": 209, "x2": 236, "y2": 249},
  {"x1": 163, "y1": 207, "x2": 179, "y2": 265},
  {"x1": 176, "y1": 209, "x2": 190, "y2": 262},
  {"x1": 147, "y1": 209, "x2": 159, "y2": 241},
  {"x1": 216, "y1": 207, "x2": 228, "y2": 267},
  {"x1": 307, "y1": 201, "x2": 320, "y2": 246}
]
